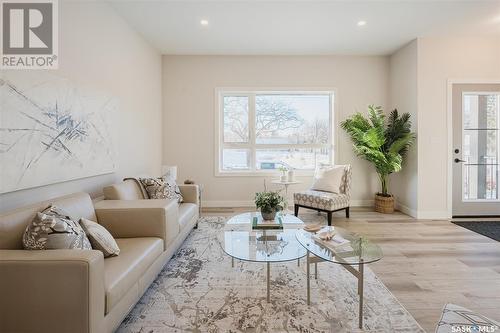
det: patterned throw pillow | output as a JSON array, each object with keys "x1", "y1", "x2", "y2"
[
  {"x1": 80, "y1": 218, "x2": 120, "y2": 257},
  {"x1": 23, "y1": 205, "x2": 92, "y2": 250},
  {"x1": 139, "y1": 177, "x2": 183, "y2": 203}
]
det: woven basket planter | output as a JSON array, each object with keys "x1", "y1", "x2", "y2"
[{"x1": 374, "y1": 194, "x2": 394, "y2": 214}]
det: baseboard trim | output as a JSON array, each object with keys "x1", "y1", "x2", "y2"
[
  {"x1": 203, "y1": 199, "x2": 374, "y2": 208},
  {"x1": 416, "y1": 210, "x2": 450, "y2": 220},
  {"x1": 395, "y1": 201, "x2": 417, "y2": 218}
]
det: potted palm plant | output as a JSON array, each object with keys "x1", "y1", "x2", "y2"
[
  {"x1": 340, "y1": 105, "x2": 415, "y2": 213},
  {"x1": 255, "y1": 190, "x2": 285, "y2": 220}
]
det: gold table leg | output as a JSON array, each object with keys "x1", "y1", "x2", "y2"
[
  {"x1": 358, "y1": 259, "x2": 364, "y2": 329},
  {"x1": 306, "y1": 251, "x2": 310, "y2": 305},
  {"x1": 267, "y1": 261, "x2": 270, "y2": 303}
]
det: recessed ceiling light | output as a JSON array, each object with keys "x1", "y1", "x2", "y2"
[
  {"x1": 200, "y1": 19, "x2": 209, "y2": 26},
  {"x1": 357, "y1": 20, "x2": 366, "y2": 27}
]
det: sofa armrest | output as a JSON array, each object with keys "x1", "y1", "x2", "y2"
[
  {"x1": 178, "y1": 184, "x2": 200, "y2": 205},
  {"x1": 0, "y1": 249, "x2": 104, "y2": 333},
  {"x1": 94, "y1": 199, "x2": 179, "y2": 249}
]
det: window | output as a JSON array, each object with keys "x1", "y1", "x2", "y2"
[{"x1": 216, "y1": 90, "x2": 334, "y2": 175}]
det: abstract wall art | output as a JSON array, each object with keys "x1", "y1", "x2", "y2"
[{"x1": 0, "y1": 71, "x2": 116, "y2": 193}]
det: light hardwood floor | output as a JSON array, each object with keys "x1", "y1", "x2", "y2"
[{"x1": 202, "y1": 207, "x2": 500, "y2": 333}]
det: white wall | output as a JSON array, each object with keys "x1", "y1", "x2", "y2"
[
  {"x1": 416, "y1": 36, "x2": 500, "y2": 218},
  {"x1": 162, "y1": 55, "x2": 389, "y2": 206},
  {"x1": 0, "y1": 2, "x2": 162, "y2": 212},
  {"x1": 389, "y1": 40, "x2": 419, "y2": 217}
]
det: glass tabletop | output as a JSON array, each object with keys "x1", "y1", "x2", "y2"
[
  {"x1": 219, "y1": 212, "x2": 307, "y2": 263},
  {"x1": 296, "y1": 226, "x2": 383, "y2": 265}
]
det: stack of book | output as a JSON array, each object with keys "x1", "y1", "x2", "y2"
[
  {"x1": 313, "y1": 232, "x2": 351, "y2": 250},
  {"x1": 252, "y1": 215, "x2": 283, "y2": 230}
]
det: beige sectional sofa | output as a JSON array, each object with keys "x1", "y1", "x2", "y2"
[{"x1": 0, "y1": 181, "x2": 199, "y2": 333}]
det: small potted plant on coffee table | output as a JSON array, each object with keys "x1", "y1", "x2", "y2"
[{"x1": 255, "y1": 190, "x2": 285, "y2": 220}]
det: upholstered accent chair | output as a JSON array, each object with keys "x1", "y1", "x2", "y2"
[{"x1": 293, "y1": 165, "x2": 352, "y2": 226}]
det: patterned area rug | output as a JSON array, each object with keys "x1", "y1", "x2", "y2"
[{"x1": 118, "y1": 216, "x2": 425, "y2": 333}]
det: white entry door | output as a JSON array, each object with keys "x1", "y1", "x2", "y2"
[{"x1": 452, "y1": 84, "x2": 500, "y2": 217}]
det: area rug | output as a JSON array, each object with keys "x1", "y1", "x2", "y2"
[
  {"x1": 117, "y1": 216, "x2": 425, "y2": 333},
  {"x1": 452, "y1": 221, "x2": 500, "y2": 242}
]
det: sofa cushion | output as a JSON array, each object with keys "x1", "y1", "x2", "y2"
[
  {"x1": 178, "y1": 203, "x2": 197, "y2": 230},
  {"x1": 80, "y1": 218, "x2": 120, "y2": 257},
  {"x1": 104, "y1": 237, "x2": 163, "y2": 314},
  {"x1": 23, "y1": 205, "x2": 92, "y2": 250},
  {"x1": 294, "y1": 190, "x2": 350, "y2": 211},
  {"x1": 103, "y1": 179, "x2": 146, "y2": 200}
]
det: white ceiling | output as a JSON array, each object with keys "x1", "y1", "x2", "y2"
[{"x1": 109, "y1": 0, "x2": 500, "y2": 55}]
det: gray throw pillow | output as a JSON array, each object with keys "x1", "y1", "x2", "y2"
[
  {"x1": 23, "y1": 205, "x2": 92, "y2": 250},
  {"x1": 80, "y1": 218, "x2": 120, "y2": 257},
  {"x1": 139, "y1": 176, "x2": 183, "y2": 203}
]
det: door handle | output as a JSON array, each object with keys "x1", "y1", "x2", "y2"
[{"x1": 454, "y1": 158, "x2": 466, "y2": 163}]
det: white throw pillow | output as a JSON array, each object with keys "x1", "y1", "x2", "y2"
[
  {"x1": 80, "y1": 218, "x2": 120, "y2": 257},
  {"x1": 311, "y1": 166, "x2": 345, "y2": 193}
]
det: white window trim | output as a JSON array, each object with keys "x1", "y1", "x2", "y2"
[{"x1": 214, "y1": 87, "x2": 338, "y2": 177}]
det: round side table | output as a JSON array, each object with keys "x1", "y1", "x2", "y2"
[{"x1": 271, "y1": 180, "x2": 302, "y2": 213}]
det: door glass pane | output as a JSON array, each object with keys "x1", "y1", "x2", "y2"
[
  {"x1": 256, "y1": 148, "x2": 330, "y2": 170},
  {"x1": 222, "y1": 149, "x2": 250, "y2": 170},
  {"x1": 462, "y1": 130, "x2": 498, "y2": 164},
  {"x1": 462, "y1": 164, "x2": 498, "y2": 200},
  {"x1": 255, "y1": 94, "x2": 330, "y2": 144},
  {"x1": 223, "y1": 96, "x2": 248, "y2": 143},
  {"x1": 462, "y1": 93, "x2": 499, "y2": 201},
  {"x1": 463, "y1": 94, "x2": 498, "y2": 129}
]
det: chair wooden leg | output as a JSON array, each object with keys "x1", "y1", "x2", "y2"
[
  {"x1": 346, "y1": 207, "x2": 350, "y2": 219},
  {"x1": 327, "y1": 211, "x2": 332, "y2": 226},
  {"x1": 294, "y1": 204, "x2": 299, "y2": 217}
]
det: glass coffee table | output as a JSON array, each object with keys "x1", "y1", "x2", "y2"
[
  {"x1": 219, "y1": 212, "x2": 307, "y2": 302},
  {"x1": 296, "y1": 226, "x2": 383, "y2": 329}
]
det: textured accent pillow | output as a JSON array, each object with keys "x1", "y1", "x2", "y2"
[
  {"x1": 80, "y1": 218, "x2": 120, "y2": 257},
  {"x1": 23, "y1": 205, "x2": 92, "y2": 250},
  {"x1": 139, "y1": 176, "x2": 183, "y2": 203},
  {"x1": 435, "y1": 303, "x2": 500, "y2": 333},
  {"x1": 311, "y1": 166, "x2": 345, "y2": 193}
]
